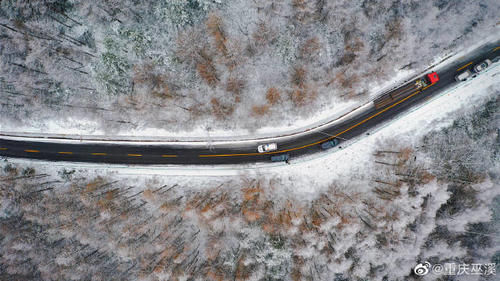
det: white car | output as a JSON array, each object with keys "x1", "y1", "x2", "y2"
[
  {"x1": 257, "y1": 143, "x2": 277, "y2": 153},
  {"x1": 473, "y1": 59, "x2": 492, "y2": 73},
  {"x1": 455, "y1": 70, "x2": 472, "y2": 82}
]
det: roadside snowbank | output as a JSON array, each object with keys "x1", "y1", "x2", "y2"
[
  {"x1": 5, "y1": 60, "x2": 499, "y2": 192},
  {"x1": 2, "y1": 48, "x2": 498, "y2": 281},
  {"x1": 2, "y1": 37, "x2": 498, "y2": 142}
]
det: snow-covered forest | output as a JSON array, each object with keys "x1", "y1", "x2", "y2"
[
  {"x1": 1, "y1": 92, "x2": 498, "y2": 280},
  {"x1": 1, "y1": 1, "x2": 499, "y2": 279},
  {"x1": 1, "y1": 0, "x2": 499, "y2": 135}
]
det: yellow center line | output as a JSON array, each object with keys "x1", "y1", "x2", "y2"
[
  {"x1": 161, "y1": 155, "x2": 178, "y2": 158},
  {"x1": 58, "y1": 152, "x2": 73, "y2": 155},
  {"x1": 0, "y1": 148, "x2": 7, "y2": 150},
  {"x1": 128, "y1": 154, "x2": 143, "y2": 157},
  {"x1": 91, "y1": 153, "x2": 107, "y2": 156},
  {"x1": 199, "y1": 83, "x2": 434, "y2": 158},
  {"x1": 456, "y1": 62, "x2": 473, "y2": 71},
  {"x1": 24, "y1": 149, "x2": 40, "y2": 153},
  {"x1": 493, "y1": 46, "x2": 500, "y2": 52}
]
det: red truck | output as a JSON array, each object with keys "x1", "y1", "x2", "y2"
[{"x1": 374, "y1": 72, "x2": 439, "y2": 109}]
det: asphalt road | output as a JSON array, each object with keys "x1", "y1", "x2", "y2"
[{"x1": 1, "y1": 41, "x2": 499, "y2": 165}]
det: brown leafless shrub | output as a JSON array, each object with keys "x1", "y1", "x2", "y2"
[
  {"x1": 292, "y1": 0, "x2": 306, "y2": 10},
  {"x1": 291, "y1": 66, "x2": 307, "y2": 87},
  {"x1": 142, "y1": 189, "x2": 154, "y2": 201},
  {"x1": 235, "y1": 254, "x2": 253, "y2": 281},
  {"x1": 206, "y1": 13, "x2": 227, "y2": 56},
  {"x1": 197, "y1": 58, "x2": 218, "y2": 86},
  {"x1": 310, "y1": 209, "x2": 325, "y2": 227},
  {"x1": 340, "y1": 72, "x2": 351, "y2": 88},
  {"x1": 226, "y1": 76, "x2": 245, "y2": 96},
  {"x1": 207, "y1": 13, "x2": 246, "y2": 72},
  {"x1": 223, "y1": 40, "x2": 245, "y2": 71},
  {"x1": 241, "y1": 184, "x2": 267, "y2": 223},
  {"x1": 85, "y1": 177, "x2": 105, "y2": 193},
  {"x1": 266, "y1": 87, "x2": 281, "y2": 105},
  {"x1": 291, "y1": 0, "x2": 316, "y2": 23},
  {"x1": 242, "y1": 185, "x2": 263, "y2": 202},
  {"x1": 252, "y1": 21, "x2": 277, "y2": 47},
  {"x1": 291, "y1": 267, "x2": 303, "y2": 281},
  {"x1": 290, "y1": 87, "x2": 316, "y2": 106},
  {"x1": 261, "y1": 203, "x2": 296, "y2": 234},
  {"x1": 372, "y1": 140, "x2": 441, "y2": 197},
  {"x1": 421, "y1": 171, "x2": 436, "y2": 184},
  {"x1": 300, "y1": 37, "x2": 320, "y2": 60},
  {"x1": 132, "y1": 63, "x2": 153, "y2": 84},
  {"x1": 152, "y1": 84, "x2": 172, "y2": 99},
  {"x1": 210, "y1": 97, "x2": 234, "y2": 119},
  {"x1": 339, "y1": 52, "x2": 357, "y2": 66},
  {"x1": 290, "y1": 88, "x2": 306, "y2": 106},
  {"x1": 398, "y1": 147, "x2": 414, "y2": 162},
  {"x1": 188, "y1": 102, "x2": 209, "y2": 118},
  {"x1": 252, "y1": 104, "x2": 270, "y2": 116},
  {"x1": 330, "y1": 71, "x2": 359, "y2": 91},
  {"x1": 344, "y1": 38, "x2": 365, "y2": 53},
  {"x1": 133, "y1": 63, "x2": 172, "y2": 99},
  {"x1": 206, "y1": 270, "x2": 224, "y2": 281}
]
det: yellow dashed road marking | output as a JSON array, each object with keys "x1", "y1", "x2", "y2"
[
  {"x1": 199, "y1": 83, "x2": 434, "y2": 158},
  {"x1": 6, "y1": 81, "x2": 441, "y2": 160},
  {"x1": 456, "y1": 62, "x2": 473, "y2": 71},
  {"x1": 493, "y1": 46, "x2": 500, "y2": 52}
]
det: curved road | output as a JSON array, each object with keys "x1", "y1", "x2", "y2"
[{"x1": 1, "y1": 42, "x2": 499, "y2": 165}]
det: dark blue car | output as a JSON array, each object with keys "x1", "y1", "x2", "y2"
[
  {"x1": 271, "y1": 153, "x2": 290, "y2": 162},
  {"x1": 320, "y1": 138, "x2": 339, "y2": 150}
]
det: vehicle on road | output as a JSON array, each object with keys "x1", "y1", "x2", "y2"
[
  {"x1": 271, "y1": 153, "x2": 290, "y2": 162},
  {"x1": 320, "y1": 138, "x2": 339, "y2": 150},
  {"x1": 415, "y1": 72, "x2": 440, "y2": 89},
  {"x1": 473, "y1": 59, "x2": 492, "y2": 73},
  {"x1": 455, "y1": 70, "x2": 473, "y2": 82},
  {"x1": 374, "y1": 72, "x2": 439, "y2": 109},
  {"x1": 257, "y1": 143, "x2": 277, "y2": 153}
]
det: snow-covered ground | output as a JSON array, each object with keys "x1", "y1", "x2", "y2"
[
  {"x1": 6, "y1": 57, "x2": 499, "y2": 182},
  {"x1": 2, "y1": 2, "x2": 500, "y2": 280},
  {"x1": 3, "y1": 38, "x2": 500, "y2": 151},
  {"x1": 0, "y1": 101, "x2": 375, "y2": 147},
  {"x1": 2, "y1": 64, "x2": 498, "y2": 281},
  {"x1": 2, "y1": 36, "x2": 498, "y2": 142},
  {"x1": 2, "y1": 1, "x2": 499, "y2": 141}
]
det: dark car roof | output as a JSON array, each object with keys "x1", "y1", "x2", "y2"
[{"x1": 271, "y1": 154, "x2": 289, "y2": 161}]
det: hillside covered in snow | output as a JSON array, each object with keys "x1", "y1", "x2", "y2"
[
  {"x1": 1, "y1": 1, "x2": 500, "y2": 280},
  {"x1": 1, "y1": 0, "x2": 499, "y2": 136},
  {"x1": 1, "y1": 80, "x2": 498, "y2": 280}
]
